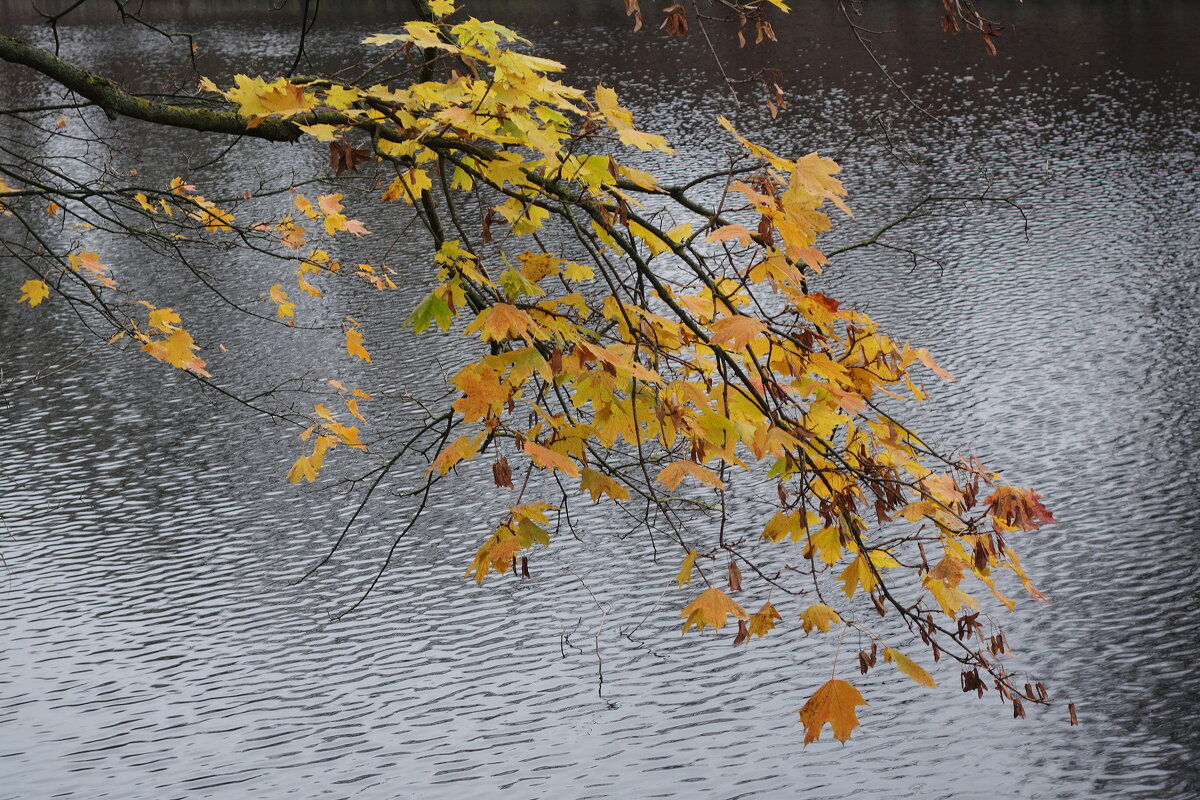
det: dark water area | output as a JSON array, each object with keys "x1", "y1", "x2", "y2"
[{"x1": 0, "y1": 1, "x2": 1198, "y2": 798}]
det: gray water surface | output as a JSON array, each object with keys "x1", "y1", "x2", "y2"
[{"x1": 1, "y1": 2, "x2": 1198, "y2": 798}]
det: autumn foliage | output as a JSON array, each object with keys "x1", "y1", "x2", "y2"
[{"x1": 0, "y1": 0, "x2": 1059, "y2": 743}]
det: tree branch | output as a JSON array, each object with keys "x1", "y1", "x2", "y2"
[{"x1": 0, "y1": 34, "x2": 309, "y2": 142}]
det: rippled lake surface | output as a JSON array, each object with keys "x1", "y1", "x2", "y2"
[{"x1": 1, "y1": 2, "x2": 1198, "y2": 798}]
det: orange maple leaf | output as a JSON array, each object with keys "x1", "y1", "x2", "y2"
[
  {"x1": 799, "y1": 679, "x2": 867, "y2": 744},
  {"x1": 523, "y1": 440, "x2": 580, "y2": 477},
  {"x1": 708, "y1": 314, "x2": 768, "y2": 350},
  {"x1": 656, "y1": 460, "x2": 725, "y2": 491}
]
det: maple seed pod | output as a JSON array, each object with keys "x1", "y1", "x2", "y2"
[
  {"x1": 1012, "y1": 697, "x2": 1025, "y2": 719},
  {"x1": 1068, "y1": 703, "x2": 1079, "y2": 726},
  {"x1": 492, "y1": 457, "x2": 514, "y2": 489},
  {"x1": 727, "y1": 560, "x2": 743, "y2": 592}
]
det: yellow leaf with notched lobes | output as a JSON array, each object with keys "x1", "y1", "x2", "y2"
[
  {"x1": 675, "y1": 549, "x2": 699, "y2": 587},
  {"x1": 345, "y1": 398, "x2": 367, "y2": 422},
  {"x1": 269, "y1": 284, "x2": 295, "y2": 321},
  {"x1": 345, "y1": 328, "x2": 371, "y2": 362},
  {"x1": 464, "y1": 303, "x2": 536, "y2": 343},
  {"x1": 748, "y1": 602, "x2": 782, "y2": 638},
  {"x1": 761, "y1": 510, "x2": 807, "y2": 543},
  {"x1": 800, "y1": 603, "x2": 842, "y2": 634},
  {"x1": 148, "y1": 307, "x2": 181, "y2": 332},
  {"x1": 923, "y1": 575, "x2": 979, "y2": 618},
  {"x1": 299, "y1": 124, "x2": 340, "y2": 141},
  {"x1": 429, "y1": 433, "x2": 483, "y2": 475},
  {"x1": 882, "y1": 647, "x2": 936, "y2": 688},
  {"x1": 656, "y1": 460, "x2": 725, "y2": 491},
  {"x1": 257, "y1": 81, "x2": 314, "y2": 116},
  {"x1": 805, "y1": 526, "x2": 845, "y2": 566},
  {"x1": 325, "y1": 422, "x2": 364, "y2": 449},
  {"x1": 141, "y1": 329, "x2": 200, "y2": 370},
  {"x1": 18, "y1": 279, "x2": 49, "y2": 307},
  {"x1": 617, "y1": 127, "x2": 673, "y2": 153},
  {"x1": 518, "y1": 251, "x2": 563, "y2": 282},
  {"x1": 799, "y1": 679, "x2": 867, "y2": 744},
  {"x1": 579, "y1": 467, "x2": 630, "y2": 503},
  {"x1": 287, "y1": 454, "x2": 318, "y2": 484},
  {"x1": 680, "y1": 587, "x2": 747, "y2": 633},
  {"x1": 839, "y1": 549, "x2": 900, "y2": 597}
]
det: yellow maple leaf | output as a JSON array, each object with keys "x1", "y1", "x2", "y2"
[
  {"x1": 675, "y1": 549, "x2": 699, "y2": 587},
  {"x1": 465, "y1": 529, "x2": 522, "y2": 584},
  {"x1": 882, "y1": 647, "x2": 936, "y2": 688},
  {"x1": 147, "y1": 307, "x2": 181, "y2": 332},
  {"x1": 257, "y1": 81, "x2": 314, "y2": 116},
  {"x1": 787, "y1": 152, "x2": 851, "y2": 217},
  {"x1": 345, "y1": 328, "x2": 371, "y2": 362},
  {"x1": 298, "y1": 123, "x2": 340, "y2": 141},
  {"x1": 464, "y1": 303, "x2": 536, "y2": 343},
  {"x1": 799, "y1": 679, "x2": 867, "y2": 744},
  {"x1": 287, "y1": 454, "x2": 318, "y2": 484},
  {"x1": 761, "y1": 510, "x2": 806, "y2": 543},
  {"x1": 800, "y1": 603, "x2": 842, "y2": 634},
  {"x1": 325, "y1": 422, "x2": 365, "y2": 450},
  {"x1": 579, "y1": 467, "x2": 630, "y2": 503},
  {"x1": 322, "y1": 85, "x2": 362, "y2": 109},
  {"x1": 806, "y1": 526, "x2": 846, "y2": 565},
  {"x1": 141, "y1": 329, "x2": 201, "y2": 370},
  {"x1": 680, "y1": 587, "x2": 747, "y2": 633},
  {"x1": 519, "y1": 251, "x2": 563, "y2": 282},
  {"x1": 17, "y1": 279, "x2": 49, "y2": 307},
  {"x1": 269, "y1": 284, "x2": 296, "y2": 321},
  {"x1": 748, "y1": 601, "x2": 782, "y2": 638},
  {"x1": 839, "y1": 549, "x2": 900, "y2": 597},
  {"x1": 923, "y1": 575, "x2": 979, "y2": 618},
  {"x1": 430, "y1": 433, "x2": 482, "y2": 475}
]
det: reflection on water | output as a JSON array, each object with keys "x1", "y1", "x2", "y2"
[{"x1": 1, "y1": 2, "x2": 1198, "y2": 797}]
